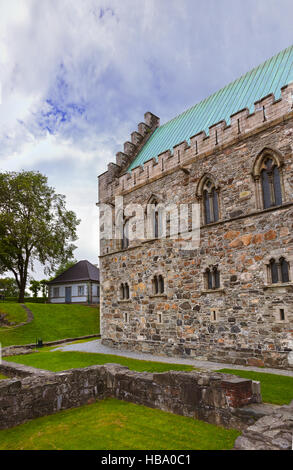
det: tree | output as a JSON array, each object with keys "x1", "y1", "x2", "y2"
[
  {"x1": 0, "y1": 171, "x2": 80, "y2": 302},
  {"x1": 0, "y1": 277, "x2": 19, "y2": 297},
  {"x1": 29, "y1": 279, "x2": 41, "y2": 298},
  {"x1": 53, "y1": 258, "x2": 78, "y2": 278},
  {"x1": 40, "y1": 279, "x2": 48, "y2": 300}
]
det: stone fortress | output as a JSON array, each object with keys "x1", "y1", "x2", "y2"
[{"x1": 98, "y1": 46, "x2": 293, "y2": 369}]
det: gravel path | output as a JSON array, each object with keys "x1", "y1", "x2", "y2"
[{"x1": 53, "y1": 339, "x2": 293, "y2": 377}]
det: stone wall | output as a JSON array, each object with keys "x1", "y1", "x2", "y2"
[
  {"x1": 99, "y1": 110, "x2": 293, "y2": 369},
  {"x1": 0, "y1": 361, "x2": 261, "y2": 431},
  {"x1": 234, "y1": 401, "x2": 293, "y2": 450}
]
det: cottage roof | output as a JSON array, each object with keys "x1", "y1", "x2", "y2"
[
  {"x1": 48, "y1": 260, "x2": 100, "y2": 284},
  {"x1": 128, "y1": 45, "x2": 293, "y2": 172}
]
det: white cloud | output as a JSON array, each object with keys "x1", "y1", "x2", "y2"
[{"x1": 0, "y1": 0, "x2": 293, "y2": 279}]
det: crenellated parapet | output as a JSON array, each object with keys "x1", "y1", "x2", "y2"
[
  {"x1": 99, "y1": 83, "x2": 293, "y2": 202},
  {"x1": 98, "y1": 111, "x2": 160, "y2": 203}
]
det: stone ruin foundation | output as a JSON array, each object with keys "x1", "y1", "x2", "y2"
[{"x1": 0, "y1": 360, "x2": 292, "y2": 449}]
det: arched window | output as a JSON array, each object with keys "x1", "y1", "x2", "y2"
[
  {"x1": 280, "y1": 257, "x2": 290, "y2": 283},
  {"x1": 158, "y1": 275, "x2": 164, "y2": 293},
  {"x1": 261, "y1": 158, "x2": 282, "y2": 209},
  {"x1": 120, "y1": 282, "x2": 130, "y2": 300},
  {"x1": 152, "y1": 275, "x2": 164, "y2": 294},
  {"x1": 154, "y1": 210, "x2": 159, "y2": 238},
  {"x1": 121, "y1": 219, "x2": 129, "y2": 249},
  {"x1": 253, "y1": 149, "x2": 283, "y2": 210},
  {"x1": 152, "y1": 276, "x2": 159, "y2": 294},
  {"x1": 146, "y1": 196, "x2": 163, "y2": 239},
  {"x1": 205, "y1": 267, "x2": 220, "y2": 290},
  {"x1": 201, "y1": 178, "x2": 219, "y2": 224},
  {"x1": 269, "y1": 257, "x2": 290, "y2": 284},
  {"x1": 269, "y1": 259, "x2": 278, "y2": 284}
]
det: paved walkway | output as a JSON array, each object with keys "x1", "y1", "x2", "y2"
[{"x1": 53, "y1": 339, "x2": 293, "y2": 377}]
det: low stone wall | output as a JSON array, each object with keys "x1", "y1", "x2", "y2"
[
  {"x1": 0, "y1": 361, "x2": 261, "y2": 431},
  {"x1": 101, "y1": 338, "x2": 293, "y2": 371},
  {"x1": 234, "y1": 401, "x2": 293, "y2": 450},
  {"x1": 0, "y1": 360, "x2": 51, "y2": 378}
]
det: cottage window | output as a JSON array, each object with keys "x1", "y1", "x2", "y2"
[
  {"x1": 78, "y1": 285, "x2": 85, "y2": 296},
  {"x1": 53, "y1": 287, "x2": 59, "y2": 297}
]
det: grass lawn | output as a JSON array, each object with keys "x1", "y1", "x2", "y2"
[
  {"x1": 0, "y1": 303, "x2": 100, "y2": 347},
  {"x1": 4, "y1": 349, "x2": 195, "y2": 373},
  {"x1": 0, "y1": 398, "x2": 240, "y2": 450},
  {"x1": 217, "y1": 369, "x2": 293, "y2": 405},
  {"x1": 0, "y1": 373, "x2": 8, "y2": 380},
  {"x1": 0, "y1": 302, "x2": 27, "y2": 325}
]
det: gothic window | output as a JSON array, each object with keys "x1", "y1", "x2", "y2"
[
  {"x1": 152, "y1": 275, "x2": 164, "y2": 294},
  {"x1": 152, "y1": 200, "x2": 162, "y2": 238},
  {"x1": 121, "y1": 219, "x2": 129, "y2": 249},
  {"x1": 269, "y1": 257, "x2": 290, "y2": 284},
  {"x1": 253, "y1": 150, "x2": 284, "y2": 210},
  {"x1": 120, "y1": 282, "x2": 130, "y2": 300},
  {"x1": 158, "y1": 275, "x2": 164, "y2": 293},
  {"x1": 261, "y1": 158, "x2": 282, "y2": 208},
  {"x1": 270, "y1": 259, "x2": 279, "y2": 284},
  {"x1": 202, "y1": 179, "x2": 219, "y2": 224},
  {"x1": 146, "y1": 197, "x2": 163, "y2": 239},
  {"x1": 205, "y1": 267, "x2": 220, "y2": 290}
]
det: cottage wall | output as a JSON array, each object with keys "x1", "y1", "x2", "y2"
[{"x1": 49, "y1": 282, "x2": 100, "y2": 304}]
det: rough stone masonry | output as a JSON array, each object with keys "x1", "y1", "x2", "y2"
[
  {"x1": 0, "y1": 361, "x2": 261, "y2": 431},
  {"x1": 98, "y1": 78, "x2": 293, "y2": 370}
]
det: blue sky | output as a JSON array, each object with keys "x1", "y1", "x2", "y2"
[{"x1": 0, "y1": 0, "x2": 293, "y2": 280}]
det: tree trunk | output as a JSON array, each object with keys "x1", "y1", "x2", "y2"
[{"x1": 18, "y1": 283, "x2": 26, "y2": 303}]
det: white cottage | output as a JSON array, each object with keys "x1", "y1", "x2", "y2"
[{"x1": 47, "y1": 260, "x2": 100, "y2": 304}]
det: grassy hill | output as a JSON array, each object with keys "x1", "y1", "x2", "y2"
[
  {"x1": 0, "y1": 303, "x2": 100, "y2": 347},
  {"x1": 0, "y1": 303, "x2": 27, "y2": 326}
]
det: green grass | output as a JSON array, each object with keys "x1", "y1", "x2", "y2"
[
  {"x1": 0, "y1": 303, "x2": 100, "y2": 347},
  {"x1": 0, "y1": 398, "x2": 240, "y2": 450},
  {"x1": 4, "y1": 350, "x2": 195, "y2": 373},
  {"x1": 0, "y1": 302, "x2": 27, "y2": 325},
  {"x1": 0, "y1": 373, "x2": 8, "y2": 380},
  {"x1": 217, "y1": 369, "x2": 293, "y2": 405}
]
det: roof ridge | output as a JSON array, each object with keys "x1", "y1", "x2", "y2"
[
  {"x1": 127, "y1": 44, "x2": 293, "y2": 172},
  {"x1": 158, "y1": 45, "x2": 293, "y2": 130}
]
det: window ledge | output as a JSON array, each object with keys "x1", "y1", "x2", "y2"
[
  {"x1": 141, "y1": 238, "x2": 159, "y2": 244},
  {"x1": 263, "y1": 283, "x2": 292, "y2": 289},
  {"x1": 149, "y1": 294, "x2": 167, "y2": 298},
  {"x1": 201, "y1": 288, "x2": 225, "y2": 294},
  {"x1": 118, "y1": 299, "x2": 131, "y2": 303}
]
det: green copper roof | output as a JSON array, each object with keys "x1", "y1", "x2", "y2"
[{"x1": 128, "y1": 45, "x2": 293, "y2": 172}]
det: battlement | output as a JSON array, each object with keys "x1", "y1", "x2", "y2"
[{"x1": 98, "y1": 83, "x2": 293, "y2": 202}]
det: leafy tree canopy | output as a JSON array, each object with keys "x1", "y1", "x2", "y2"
[
  {"x1": 0, "y1": 277, "x2": 19, "y2": 297},
  {"x1": 0, "y1": 171, "x2": 80, "y2": 302},
  {"x1": 52, "y1": 258, "x2": 78, "y2": 279}
]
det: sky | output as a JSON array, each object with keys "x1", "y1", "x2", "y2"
[{"x1": 0, "y1": 0, "x2": 293, "y2": 282}]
